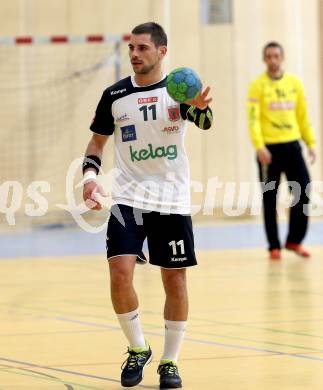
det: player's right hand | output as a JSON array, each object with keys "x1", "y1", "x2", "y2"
[
  {"x1": 83, "y1": 181, "x2": 107, "y2": 211},
  {"x1": 186, "y1": 86, "x2": 212, "y2": 110},
  {"x1": 257, "y1": 147, "x2": 272, "y2": 165}
]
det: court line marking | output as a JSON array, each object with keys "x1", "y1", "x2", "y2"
[
  {"x1": 73, "y1": 298, "x2": 323, "y2": 338},
  {"x1": 0, "y1": 329, "x2": 111, "y2": 337},
  {"x1": 4, "y1": 300, "x2": 323, "y2": 338},
  {"x1": 238, "y1": 318, "x2": 323, "y2": 324},
  {"x1": 4, "y1": 318, "x2": 323, "y2": 386},
  {"x1": 0, "y1": 301, "x2": 117, "y2": 322},
  {"x1": 54, "y1": 316, "x2": 323, "y2": 353},
  {"x1": 188, "y1": 316, "x2": 323, "y2": 340},
  {"x1": 182, "y1": 335, "x2": 323, "y2": 362},
  {"x1": 60, "y1": 298, "x2": 323, "y2": 320},
  {"x1": 186, "y1": 328, "x2": 323, "y2": 353},
  {"x1": 2, "y1": 301, "x2": 323, "y2": 355},
  {"x1": 3, "y1": 298, "x2": 323, "y2": 318},
  {"x1": 0, "y1": 357, "x2": 156, "y2": 389},
  {"x1": 1, "y1": 364, "x2": 75, "y2": 390},
  {"x1": 54, "y1": 316, "x2": 323, "y2": 363},
  {"x1": 47, "y1": 353, "x2": 276, "y2": 368},
  {"x1": 0, "y1": 366, "x2": 100, "y2": 390},
  {"x1": 2, "y1": 301, "x2": 323, "y2": 356}
]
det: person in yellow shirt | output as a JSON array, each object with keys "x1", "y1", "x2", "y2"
[{"x1": 247, "y1": 41, "x2": 316, "y2": 260}]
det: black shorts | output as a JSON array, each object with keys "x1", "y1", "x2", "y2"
[{"x1": 106, "y1": 204, "x2": 197, "y2": 268}]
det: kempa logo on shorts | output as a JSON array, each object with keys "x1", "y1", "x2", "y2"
[
  {"x1": 129, "y1": 143, "x2": 177, "y2": 162},
  {"x1": 171, "y1": 257, "x2": 188, "y2": 262}
]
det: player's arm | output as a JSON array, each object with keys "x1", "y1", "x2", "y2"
[
  {"x1": 247, "y1": 81, "x2": 264, "y2": 149},
  {"x1": 83, "y1": 134, "x2": 110, "y2": 211},
  {"x1": 295, "y1": 79, "x2": 316, "y2": 162},
  {"x1": 180, "y1": 87, "x2": 213, "y2": 130},
  {"x1": 247, "y1": 81, "x2": 271, "y2": 164},
  {"x1": 83, "y1": 133, "x2": 109, "y2": 177},
  {"x1": 83, "y1": 90, "x2": 115, "y2": 210}
]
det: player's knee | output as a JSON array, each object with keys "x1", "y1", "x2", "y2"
[
  {"x1": 110, "y1": 268, "x2": 133, "y2": 292},
  {"x1": 163, "y1": 270, "x2": 187, "y2": 296}
]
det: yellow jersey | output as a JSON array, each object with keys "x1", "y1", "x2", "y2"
[{"x1": 247, "y1": 72, "x2": 316, "y2": 150}]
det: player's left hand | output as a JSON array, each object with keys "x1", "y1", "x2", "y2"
[
  {"x1": 186, "y1": 86, "x2": 212, "y2": 110},
  {"x1": 308, "y1": 148, "x2": 316, "y2": 164}
]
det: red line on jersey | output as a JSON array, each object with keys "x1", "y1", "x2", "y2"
[
  {"x1": 15, "y1": 37, "x2": 33, "y2": 44},
  {"x1": 51, "y1": 36, "x2": 68, "y2": 43}
]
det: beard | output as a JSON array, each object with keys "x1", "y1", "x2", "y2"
[
  {"x1": 268, "y1": 63, "x2": 280, "y2": 72},
  {"x1": 132, "y1": 61, "x2": 157, "y2": 75}
]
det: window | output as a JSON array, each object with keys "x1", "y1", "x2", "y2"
[{"x1": 201, "y1": 0, "x2": 232, "y2": 24}]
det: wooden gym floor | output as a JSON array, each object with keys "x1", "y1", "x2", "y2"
[{"x1": 1, "y1": 237, "x2": 323, "y2": 389}]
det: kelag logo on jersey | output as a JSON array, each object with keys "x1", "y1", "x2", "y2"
[
  {"x1": 121, "y1": 125, "x2": 136, "y2": 142},
  {"x1": 129, "y1": 144, "x2": 177, "y2": 162}
]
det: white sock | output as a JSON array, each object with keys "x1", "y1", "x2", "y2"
[
  {"x1": 117, "y1": 309, "x2": 146, "y2": 350},
  {"x1": 161, "y1": 320, "x2": 187, "y2": 363}
]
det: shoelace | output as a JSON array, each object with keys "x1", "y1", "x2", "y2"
[
  {"x1": 121, "y1": 349, "x2": 146, "y2": 371},
  {"x1": 158, "y1": 363, "x2": 178, "y2": 376}
]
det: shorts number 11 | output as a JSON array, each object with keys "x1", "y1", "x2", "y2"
[{"x1": 168, "y1": 240, "x2": 185, "y2": 255}]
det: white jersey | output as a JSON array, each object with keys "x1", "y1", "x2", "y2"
[{"x1": 90, "y1": 75, "x2": 212, "y2": 214}]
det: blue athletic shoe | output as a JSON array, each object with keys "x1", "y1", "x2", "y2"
[
  {"x1": 157, "y1": 360, "x2": 182, "y2": 389},
  {"x1": 121, "y1": 343, "x2": 152, "y2": 387}
]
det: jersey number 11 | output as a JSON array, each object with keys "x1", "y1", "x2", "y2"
[{"x1": 139, "y1": 104, "x2": 157, "y2": 121}]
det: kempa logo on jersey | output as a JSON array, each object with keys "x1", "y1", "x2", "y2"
[
  {"x1": 162, "y1": 125, "x2": 179, "y2": 134},
  {"x1": 129, "y1": 143, "x2": 177, "y2": 162},
  {"x1": 137, "y1": 97, "x2": 158, "y2": 104},
  {"x1": 110, "y1": 88, "x2": 126, "y2": 95}
]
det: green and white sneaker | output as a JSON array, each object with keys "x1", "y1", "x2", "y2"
[
  {"x1": 157, "y1": 360, "x2": 182, "y2": 389},
  {"x1": 121, "y1": 342, "x2": 152, "y2": 387}
]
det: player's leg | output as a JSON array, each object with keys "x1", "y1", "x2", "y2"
[
  {"x1": 158, "y1": 267, "x2": 187, "y2": 388},
  {"x1": 161, "y1": 268, "x2": 188, "y2": 321},
  {"x1": 258, "y1": 147, "x2": 283, "y2": 259},
  {"x1": 284, "y1": 141, "x2": 311, "y2": 257},
  {"x1": 107, "y1": 205, "x2": 151, "y2": 387},
  {"x1": 109, "y1": 255, "x2": 144, "y2": 344},
  {"x1": 145, "y1": 212, "x2": 197, "y2": 388}
]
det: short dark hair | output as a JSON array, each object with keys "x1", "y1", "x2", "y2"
[
  {"x1": 131, "y1": 22, "x2": 167, "y2": 47},
  {"x1": 263, "y1": 41, "x2": 284, "y2": 57}
]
